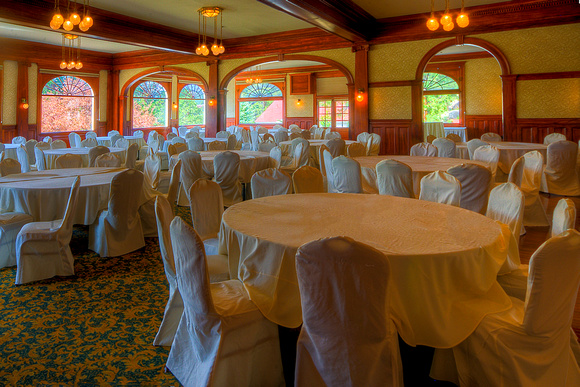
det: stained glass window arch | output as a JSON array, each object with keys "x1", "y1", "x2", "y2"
[
  {"x1": 40, "y1": 75, "x2": 94, "y2": 133},
  {"x1": 134, "y1": 81, "x2": 168, "y2": 99},
  {"x1": 238, "y1": 82, "x2": 284, "y2": 124},
  {"x1": 240, "y1": 83, "x2": 283, "y2": 98},
  {"x1": 423, "y1": 71, "x2": 462, "y2": 125},
  {"x1": 179, "y1": 84, "x2": 205, "y2": 100},
  {"x1": 178, "y1": 84, "x2": 205, "y2": 126},
  {"x1": 423, "y1": 73, "x2": 459, "y2": 91},
  {"x1": 133, "y1": 80, "x2": 168, "y2": 128}
]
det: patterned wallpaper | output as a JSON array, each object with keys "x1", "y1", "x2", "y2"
[
  {"x1": 226, "y1": 78, "x2": 235, "y2": 117},
  {"x1": 369, "y1": 87, "x2": 412, "y2": 120},
  {"x1": 99, "y1": 70, "x2": 107, "y2": 120},
  {"x1": 118, "y1": 66, "x2": 156, "y2": 93},
  {"x1": 298, "y1": 48, "x2": 355, "y2": 80},
  {"x1": 518, "y1": 78, "x2": 580, "y2": 118},
  {"x1": 2, "y1": 60, "x2": 18, "y2": 126},
  {"x1": 478, "y1": 24, "x2": 580, "y2": 74},
  {"x1": 287, "y1": 94, "x2": 313, "y2": 117},
  {"x1": 177, "y1": 62, "x2": 209, "y2": 84},
  {"x1": 28, "y1": 63, "x2": 38, "y2": 124},
  {"x1": 218, "y1": 56, "x2": 270, "y2": 85},
  {"x1": 465, "y1": 57, "x2": 502, "y2": 115}
]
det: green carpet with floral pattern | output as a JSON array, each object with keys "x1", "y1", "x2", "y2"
[{"x1": 0, "y1": 206, "x2": 193, "y2": 386}]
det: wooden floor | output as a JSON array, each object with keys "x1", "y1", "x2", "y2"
[{"x1": 518, "y1": 193, "x2": 580, "y2": 338}]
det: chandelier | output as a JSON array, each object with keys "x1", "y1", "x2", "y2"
[
  {"x1": 60, "y1": 34, "x2": 83, "y2": 70},
  {"x1": 195, "y1": 7, "x2": 225, "y2": 56},
  {"x1": 50, "y1": 0, "x2": 94, "y2": 32},
  {"x1": 245, "y1": 66, "x2": 262, "y2": 84},
  {"x1": 427, "y1": 0, "x2": 469, "y2": 31}
]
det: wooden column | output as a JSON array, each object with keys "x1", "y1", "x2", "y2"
[
  {"x1": 410, "y1": 79, "x2": 424, "y2": 146},
  {"x1": 501, "y1": 74, "x2": 517, "y2": 141},
  {"x1": 206, "y1": 59, "x2": 218, "y2": 137},
  {"x1": 16, "y1": 61, "x2": 29, "y2": 138},
  {"x1": 107, "y1": 70, "x2": 119, "y2": 135},
  {"x1": 352, "y1": 44, "x2": 369, "y2": 139}
]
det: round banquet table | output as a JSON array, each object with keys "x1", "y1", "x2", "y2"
[
  {"x1": 0, "y1": 168, "x2": 153, "y2": 225},
  {"x1": 219, "y1": 193, "x2": 516, "y2": 348},
  {"x1": 43, "y1": 147, "x2": 126, "y2": 169},
  {"x1": 96, "y1": 135, "x2": 146, "y2": 148},
  {"x1": 279, "y1": 139, "x2": 356, "y2": 166},
  {"x1": 169, "y1": 150, "x2": 271, "y2": 183},
  {"x1": 456, "y1": 141, "x2": 548, "y2": 174},
  {"x1": 354, "y1": 155, "x2": 490, "y2": 196}
]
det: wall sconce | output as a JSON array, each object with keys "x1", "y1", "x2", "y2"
[
  {"x1": 356, "y1": 89, "x2": 365, "y2": 102},
  {"x1": 208, "y1": 96, "x2": 216, "y2": 106},
  {"x1": 172, "y1": 101, "x2": 177, "y2": 109},
  {"x1": 296, "y1": 98, "x2": 303, "y2": 107},
  {"x1": 20, "y1": 98, "x2": 29, "y2": 110}
]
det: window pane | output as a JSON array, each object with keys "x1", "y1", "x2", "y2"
[
  {"x1": 133, "y1": 98, "x2": 167, "y2": 128},
  {"x1": 423, "y1": 72, "x2": 458, "y2": 91},
  {"x1": 318, "y1": 100, "x2": 332, "y2": 127},
  {"x1": 335, "y1": 100, "x2": 349, "y2": 128},
  {"x1": 179, "y1": 84, "x2": 205, "y2": 100},
  {"x1": 423, "y1": 94, "x2": 460, "y2": 123},
  {"x1": 240, "y1": 83, "x2": 283, "y2": 98},
  {"x1": 240, "y1": 100, "x2": 283, "y2": 124},
  {"x1": 41, "y1": 96, "x2": 93, "y2": 132},
  {"x1": 179, "y1": 100, "x2": 205, "y2": 125},
  {"x1": 134, "y1": 81, "x2": 167, "y2": 98},
  {"x1": 42, "y1": 76, "x2": 93, "y2": 96}
]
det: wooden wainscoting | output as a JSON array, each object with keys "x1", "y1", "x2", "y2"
[
  {"x1": 285, "y1": 117, "x2": 315, "y2": 130},
  {"x1": 516, "y1": 118, "x2": 580, "y2": 144},
  {"x1": 464, "y1": 115, "x2": 503, "y2": 140},
  {"x1": 1, "y1": 125, "x2": 17, "y2": 143},
  {"x1": 369, "y1": 119, "x2": 413, "y2": 155}
]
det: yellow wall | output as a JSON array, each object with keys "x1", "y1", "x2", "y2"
[
  {"x1": 518, "y1": 78, "x2": 580, "y2": 118},
  {"x1": 369, "y1": 87, "x2": 412, "y2": 120},
  {"x1": 2, "y1": 60, "x2": 18, "y2": 126},
  {"x1": 28, "y1": 63, "x2": 38, "y2": 124},
  {"x1": 465, "y1": 57, "x2": 502, "y2": 115},
  {"x1": 99, "y1": 70, "x2": 107, "y2": 121}
]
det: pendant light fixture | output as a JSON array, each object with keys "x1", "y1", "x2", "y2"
[
  {"x1": 426, "y1": 0, "x2": 469, "y2": 32},
  {"x1": 51, "y1": 0, "x2": 93, "y2": 33},
  {"x1": 195, "y1": 7, "x2": 225, "y2": 56}
]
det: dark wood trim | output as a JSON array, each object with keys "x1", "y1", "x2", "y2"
[
  {"x1": 516, "y1": 71, "x2": 580, "y2": 81},
  {"x1": 516, "y1": 118, "x2": 580, "y2": 144},
  {"x1": 425, "y1": 61, "x2": 465, "y2": 127},
  {"x1": 107, "y1": 70, "x2": 119, "y2": 136},
  {"x1": 237, "y1": 65, "x2": 332, "y2": 78},
  {"x1": 465, "y1": 114, "x2": 503, "y2": 140},
  {"x1": 369, "y1": 80, "x2": 415, "y2": 88},
  {"x1": 502, "y1": 75, "x2": 517, "y2": 141},
  {"x1": 206, "y1": 60, "x2": 218, "y2": 137},
  {"x1": 16, "y1": 62, "x2": 29, "y2": 138},
  {"x1": 430, "y1": 51, "x2": 494, "y2": 63},
  {"x1": 314, "y1": 71, "x2": 346, "y2": 79},
  {"x1": 369, "y1": 119, "x2": 413, "y2": 155},
  {"x1": 353, "y1": 44, "x2": 369, "y2": 139}
]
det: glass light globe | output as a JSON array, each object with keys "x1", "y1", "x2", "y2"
[
  {"x1": 195, "y1": 46, "x2": 202, "y2": 55},
  {"x1": 50, "y1": 19, "x2": 62, "y2": 30},
  {"x1": 63, "y1": 20, "x2": 74, "y2": 31},
  {"x1": 53, "y1": 13, "x2": 64, "y2": 24},
  {"x1": 201, "y1": 45, "x2": 209, "y2": 56},
  {"x1": 83, "y1": 16, "x2": 93, "y2": 28},
  {"x1": 218, "y1": 45, "x2": 225, "y2": 54},
  {"x1": 426, "y1": 18, "x2": 439, "y2": 31},
  {"x1": 79, "y1": 21, "x2": 89, "y2": 32},
  {"x1": 440, "y1": 13, "x2": 452, "y2": 25},
  {"x1": 211, "y1": 44, "x2": 219, "y2": 55},
  {"x1": 457, "y1": 13, "x2": 469, "y2": 28},
  {"x1": 443, "y1": 21, "x2": 455, "y2": 31},
  {"x1": 67, "y1": 61, "x2": 75, "y2": 70},
  {"x1": 75, "y1": 61, "x2": 83, "y2": 69},
  {"x1": 70, "y1": 13, "x2": 81, "y2": 25},
  {"x1": 60, "y1": 61, "x2": 67, "y2": 69}
]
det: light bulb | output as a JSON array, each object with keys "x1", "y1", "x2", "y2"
[
  {"x1": 83, "y1": 16, "x2": 93, "y2": 28},
  {"x1": 53, "y1": 13, "x2": 64, "y2": 24},
  {"x1": 211, "y1": 43, "x2": 219, "y2": 55},
  {"x1": 457, "y1": 13, "x2": 469, "y2": 28},
  {"x1": 70, "y1": 13, "x2": 81, "y2": 25},
  {"x1": 63, "y1": 20, "x2": 74, "y2": 31},
  {"x1": 440, "y1": 13, "x2": 452, "y2": 25},
  {"x1": 443, "y1": 21, "x2": 455, "y2": 31},
  {"x1": 50, "y1": 19, "x2": 62, "y2": 30},
  {"x1": 218, "y1": 45, "x2": 225, "y2": 54},
  {"x1": 195, "y1": 46, "x2": 202, "y2": 55},
  {"x1": 426, "y1": 17, "x2": 439, "y2": 31},
  {"x1": 67, "y1": 61, "x2": 75, "y2": 69},
  {"x1": 60, "y1": 61, "x2": 67, "y2": 69},
  {"x1": 79, "y1": 21, "x2": 89, "y2": 32},
  {"x1": 201, "y1": 45, "x2": 209, "y2": 56},
  {"x1": 75, "y1": 61, "x2": 83, "y2": 69}
]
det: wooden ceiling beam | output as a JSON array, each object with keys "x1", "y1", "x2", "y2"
[{"x1": 256, "y1": 0, "x2": 377, "y2": 42}]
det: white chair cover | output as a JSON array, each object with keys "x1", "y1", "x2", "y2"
[
  {"x1": 227, "y1": 134, "x2": 237, "y2": 150},
  {"x1": 541, "y1": 141, "x2": 580, "y2": 196},
  {"x1": 115, "y1": 137, "x2": 129, "y2": 150},
  {"x1": 410, "y1": 142, "x2": 438, "y2": 157},
  {"x1": 107, "y1": 130, "x2": 120, "y2": 137},
  {"x1": 171, "y1": 136, "x2": 186, "y2": 145},
  {"x1": 295, "y1": 236, "x2": 403, "y2": 386},
  {"x1": 109, "y1": 134, "x2": 121, "y2": 147},
  {"x1": 326, "y1": 138, "x2": 346, "y2": 158},
  {"x1": 15, "y1": 177, "x2": 80, "y2": 284},
  {"x1": 50, "y1": 140, "x2": 67, "y2": 149},
  {"x1": 166, "y1": 132, "x2": 177, "y2": 142},
  {"x1": 486, "y1": 182, "x2": 525, "y2": 243},
  {"x1": 88, "y1": 146, "x2": 110, "y2": 167},
  {"x1": 176, "y1": 151, "x2": 204, "y2": 206},
  {"x1": 292, "y1": 165, "x2": 324, "y2": 194},
  {"x1": 289, "y1": 124, "x2": 301, "y2": 133},
  {"x1": 12, "y1": 136, "x2": 26, "y2": 145},
  {"x1": 314, "y1": 127, "x2": 325, "y2": 140},
  {"x1": 551, "y1": 198, "x2": 576, "y2": 238},
  {"x1": 447, "y1": 163, "x2": 493, "y2": 214},
  {"x1": 432, "y1": 138, "x2": 456, "y2": 158},
  {"x1": 323, "y1": 149, "x2": 336, "y2": 193},
  {"x1": 143, "y1": 152, "x2": 162, "y2": 191},
  {"x1": 269, "y1": 146, "x2": 282, "y2": 169},
  {"x1": 133, "y1": 130, "x2": 144, "y2": 138},
  {"x1": 35, "y1": 142, "x2": 50, "y2": 151},
  {"x1": 361, "y1": 166, "x2": 379, "y2": 194},
  {"x1": 34, "y1": 147, "x2": 46, "y2": 171},
  {"x1": 376, "y1": 159, "x2": 414, "y2": 198},
  {"x1": 251, "y1": 168, "x2": 292, "y2": 199},
  {"x1": 187, "y1": 137, "x2": 205, "y2": 152},
  {"x1": 80, "y1": 138, "x2": 97, "y2": 148},
  {"x1": 274, "y1": 130, "x2": 288, "y2": 144},
  {"x1": 543, "y1": 132, "x2": 566, "y2": 145},
  {"x1": 207, "y1": 140, "x2": 227, "y2": 151},
  {"x1": 25, "y1": 139, "x2": 37, "y2": 165},
  {"x1": 446, "y1": 133, "x2": 462, "y2": 142},
  {"x1": 281, "y1": 141, "x2": 310, "y2": 172},
  {"x1": 249, "y1": 130, "x2": 260, "y2": 151},
  {"x1": 85, "y1": 131, "x2": 97, "y2": 140},
  {"x1": 184, "y1": 131, "x2": 197, "y2": 140},
  {"x1": 347, "y1": 142, "x2": 366, "y2": 158},
  {"x1": 55, "y1": 153, "x2": 83, "y2": 169},
  {"x1": 216, "y1": 131, "x2": 229, "y2": 139},
  {"x1": 258, "y1": 141, "x2": 276, "y2": 153},
  {"x1": 213, "y1": 151, "x2": 242, "y2": 207},
  {"x1": 0, "y1": 211, "x2": 33, "y2": 268},
  {"x1": 508, "y1": 156, "x2": 525, "y2": 186},
  {"x1": 42, "y1": 136, "x2": 53, "y2": 143},
  {"x1": 522, "y1": 151, "x2": 549, "y2": 226},
  {"x1": 16, "y1": 145, "x2": 31, "y2": 173},
  {"x1": 68, "y1": 132, "x2": 82, "y2": 148},
  {"x1": 95, "y1": 153, "x2": 121, "y2": 167},
  {"x1": 332, "y1": 156, "x2": 362, "y2": 194},
  {"x1": 0, "y1": 158, "x2": 21, "y2": 176},
  {"x1": 433, "y1": 230, "x2": 580, "y2": 387},
  {"x1": 165, "y1": 159, "x2": 181, "y2": 208},
  {"x1": 177, "y1": 126, "x2": 188, "y2": 138},
  {"x1": 0, "y1": 143, "x2": 4, "y2": 156},
  {"x1": 419, "y1": 171, "x2": 461, "y2": 207},
  {"x1": 357, "y1": 132, "x2": 371, "y2": 146},
  {"x1": 89, "y1": 169, "x2": 146, "y2": 257},
  {"x1": 124, "y1": 143, "x2": 139, "y2": 169},
  {"x1": 289, "y1": 132, "x2": 301, "y2": 140},
  {"x1": 473, "y1": 144, "x2": 500, "y2": 179},
  {"x1": 466, "y1": 138, "x2": 487, "y2": 159},
  {"x1": 366, "y1": 133, "x2": 381, "y2": 156},
  {"x1": 481, "y1": 132, "x2": 502, "y2": 142},
  {"x1": 165, "y1": 217, "x2": 283, "y2": 387}
]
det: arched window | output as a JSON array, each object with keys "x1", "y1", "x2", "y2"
[
  {"x1": 238, "y1": 82, "x2": 284, "y2": 124},
  {"x1": 423, "y1": 72, "x2": 461, "y2": 124},
  {"x1": 179, "y1": 84, "x2": 205, "y2": 126},
  {"x1": 133, "y1": 81, "x2": 168, "y2": 128},
  {"x1": 41, "y1": 76, "x2": 94, "y2": 133}
]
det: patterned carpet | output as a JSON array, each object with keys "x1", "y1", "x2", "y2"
[{"x1": 0, "y1": 207, "x2": 192, "y2": 386}]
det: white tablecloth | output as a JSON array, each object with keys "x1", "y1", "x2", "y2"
[
  {"x1": 96, "y1": 135, "x2": 146, "y2": 148},
  {"x1": 424, "y1": 122, "x2": 445, "y2": 140},
  {"x1": 0, "y1": 168, "x2": 153, "y2": 225},
  {"x1": 456, "y1": 142, "x2": 548, "y2": 174},
  {"x1": 43, "y1": 147, "x2": 126, "y2": 169},
  {"x1": 444, "y1": 127, "x2": 468, "y2": 141},
  {"x1": 162, "y1": 137, "x2": 227, "y2": 153},
  {"x1": 278, "y1": 139, "x2": 355, "y2": 166},
  {"x1": 219, "y1": 193, "x2": 515, "y2": 348}
]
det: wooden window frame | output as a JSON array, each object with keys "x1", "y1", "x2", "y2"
[{"x1": 424, "y1": 61, "x2": 465, "y2": 127}]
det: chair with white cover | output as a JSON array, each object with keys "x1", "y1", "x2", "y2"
[
  {"x1": 109, "y1": 134, "x2": 122, "y2": 147},
  {"x1": 12, "y1": 136, "x2": 26, "y2": 145},
  {"x1": 0, "y1": 210, "x2": 33, "y2": 269},
  {"x1": 0, "y1": 158, "x2": 21, "y2": 176},
  {"x1": 466, "y1": 138, "x2": 487, "y2": 159},
  {"x1": 322, "y1": 149, "x2": 336, "y2": 193},
  {"x1": 68, "y1": 132, "x2": 82, "y2": 148},
  {"x1": 133, "y1": 130, "x2": 144, "y2": 138},
  {"x1": 184, "y1": 131, "x2": 198, "y2": 140},
  {"x1": 0, "y1": 143, "x2": 4, "y2": 157},
  {"x1": 55, "y1": 154, "x2": 83, "y2": 169},
  {"x1": 35, "y1": 141, "x2": 50, "y2": 151},
  {"x1": 432, "y1": 138, "x2": 456, "y2": 158},
  {"x1": 249, "y1": 129, "x2": 260, "y2": 151},
  {"x1": 293, "y1": 165, "x2": 324, "y2": 194},
  {"x1": 42, "y1": 136, "x2": 53, "y2": 143},
  {"x1": 95, "y1": 153, "x2": 121, "y2": 167},
  {"x1": 15, "y1": 177, "x2": 80, "y2": 284},
  {"x1": 17, "y1": 145, "x2": 32, "y2": 173},
  {"x1": 273, "y1": 130, "x2": 289, "y2": 145},
  {"x1": 81, "y1": 138, "x2": 97, "y2": 148},
  {"x1": 521, "y1": 151, "x2": 549, "y2": 227},
  {"x1": 107, "y1": 130, "x2": 120, "y2": 137},
  {"x1": 207, "y1": 140, "x2": 226, "y2": 151},
  {"x1": 269, "y1": 146, "x2": 282, "y2": 169},
  {"x1": 258, "y1": 141, "x2": 276, "y2": 153},
  {"x1": 376, "y1": 159, "x2": 414, "y2": 198},
  {"x1": 543, "y1": 132, "x2": 566, "y2": 145},
  {"x1": 361, "y1": 167, "x2": 379, "y2": 194},
  {"x1": 85, "y1": 131, "x2": 97, "y2": 140},
  {"x1": 281, "y1": 142, "x2": 309, "y2": 174},
  {"x1": 541, "y1": 141, "x2": 580, "y2": 196},
  {"x1": 227, "y1": 134, "x2": 237, "y2": 150},
  {"x1": 124, "y1": 143, "x2": 139, "y2": 169},
  {"x1": 419, "y1": 171, "x2": 461, "y2": 207},
  {"x1": 215, "y1": 131, "x2": 229, "y2": 139},
  {"x1": 508, "y1": 156, "x2": 525, "y2": 186},
  {"x1": 143, "y1": 152, "x2": 162, "y2": 192},
  {"x1": 289, "y1": 132, "x2": 301, "y2": 141},
  {"x1": 357, "y1": 132, "x2": 371, "y2": 146},
  {"x1": 447, "y1": 163, "x2": 492, "y2": 214},
  {"x1": 115, "y1": 137, "x2": 129, "y2": 151},
  {"x1": 187, "y1": 137, "x2": 204, "y2": 152},
  {"x1": 314, "y1": 127, "x2": 325, "y2": 139},
  {"x1": 551, "y1": 198, "x2": 576, "y2": 238},
  {"x1": 50, "y1": 140, "x2": 67, "y2": 149},
  {"x1": 295, "y1": 236, "x2": 403, "y2": 386},
  {"x1": 301, "y1": 130, "x2": 311, "y2": 140},
  {"x1": 173, "y1": 142, "x2": 187, "y2": 156},
  {"x1": 473, "y1": 144, "x2": 500, "y2": 180},
  {"x1": 177, "y1": 126, "x2": 188, "y2": 138},
  {"x1": 426, "y1": 134, "x2": 436, "y2": 144},
  {"x1": 89, "y1": 169, "x2": 146, "y2": 257},
  {"x1": 171, "y1": 136, "x2": 186, "y2": 145},
  {"x1": 25, "y1": 139, "x2": 37, "y2": 165},
  {"x1": 326, "y1": 138, "x2": 346, "y2": 158},
  {"x1": 486, "y1": 182, "x2": 525, "y2": 244},
  {"x1": 88, "y1": 146, "x2": 110, "y2": 167},
  {"x1": 481, "y1": 132, "x2": 502, "y2": 142},
  {"x1": 34, "y1": 147, "x2": 47, "y2": 171},
  {"x1": 446, "y1": 133, "x2": 462, "y2": 142},
  {"x1": 251, "y1": 168, "x2": 292, "y2": 199},
  {"x1": 432, "y1": 229, "x2": 580, "y2": 387},
  {"x1": 324, "y1": 131, "x2": 341, "y2": 140},
  {"x1": 410, "y1": 142, "x2": 437, "y2": 157},
  {"x1": 165, "y1": 216, "x2": 283, "y2": 386},
  {"x1": 213, "y1": 151, "x2": 242, "y2": 207},
  {"x1": 289, "y1": 124, "x2": 301, "y2": 134},
  {"x1": 176, "y1": 150, "x2": 204, "y2": 206},
  {"x1": 347, "y1": 142, "x2": 366, "y2": 158},
  {"x1": 366, "y1": 133, "x2": 381, "y2": 156},
  {"x1": 262, "y1": 133, "x2": 275, "y2": 143},
  {"x1": 332, "y1": 156, "x2": 362, "y2": 194}
]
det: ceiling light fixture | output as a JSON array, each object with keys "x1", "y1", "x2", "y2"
[
  {"x1": 245, "y1": 65, "x2": 263, "y2": 85},
  {"x1": 60, "y1": 33, "x2": 83, "y2": 70},
  {"x1": 426, "y1": 0, "x2": 469, "y2": 32},
  {"x1": 51, "y1": 0, "x2": 93, "y2": 33},
  {"x1": 196, "y1": 7, "x2": 225, "y2": 56}
]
